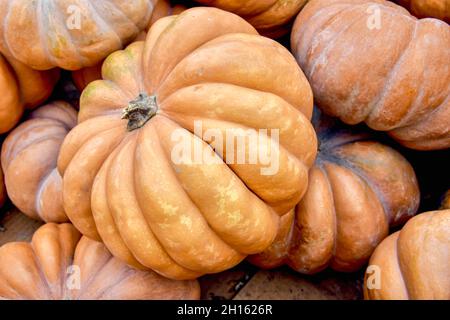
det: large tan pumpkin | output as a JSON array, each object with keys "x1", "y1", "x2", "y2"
[
  {"x1": 249, "y1": 111, "x2": 420, "y2": 273},
  {"x1": 72, "y1": 0, "x2": 186, "y2": 91},
  {"x1": 0, "y1": 0, "x2": 154, "y2": 70},
  {"x1": 396, "y1": 0, "x2": 449, "y2": 22},
  {"x1": 364, "y1": 209, "x2": 450, "y2": 300},
  {"x1": 1, "y1": 102, "x2": 77, "y2": 223},
  {"x1": 58, "y1": 7, "x2": 317, "y2": 280},
  {"x1": 0, "y1": 223, "x2": 200, "y2": 300},
  {"x1": 195, "y1": 0, "x2": 309, "y2": 38},
  {"x1": 291, "y1": 0, "x2": 450, "y2": 150},
  {"x1": 0, "y1": 53, "x2": 59, "y2": 134}
]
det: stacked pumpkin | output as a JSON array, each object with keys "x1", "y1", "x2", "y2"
[{"x1": 0, "y1": 0, "x2": 448, "y2": 301}]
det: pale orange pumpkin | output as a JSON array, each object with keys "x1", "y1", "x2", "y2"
[
  {"x1": 0, "y1": 223, "x2": 200, "y2": 300},
  {"x1": 0, "y1": 0, "x2": 154, "y2": 70},
  {"x1": 194, "y1": 0, "x2": 310, "y2": 38},
  {"x1": 72, "y1": 0, "x2": 186, "y2": 91},
  {"x1": 0, "y1": 53, "x2": 59, "y2": 134},
  {"x1": 396, "y1": 0, "x2": 449, "y2": 22},
  {"x1": 249, "y1": 111, "x2": 420, "y2": 273},
  {"x1": 1, "y1": 102, "x2": 77, "y2": 223},
  {"x1": 58, "y1": 7, "x2": 317, "y2": 280},
  {"x1": 364, "y1": 209, "x2": 450, "y2": 300},
  {"x1": 291, "y1": 0, "x2": 450, "y2": 150}
]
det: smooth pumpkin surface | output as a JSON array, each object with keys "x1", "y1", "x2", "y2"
[
  {"x1": 72, "y1": 0, "x2": 186, "y2": 91},
  {"x1": 0, "y1": 53, "x2": 59, "y2": 134},
  {"x1": 364, "y1": 209, "x2": 450, "y2": 300},
  {"x1": 194, "y1": 0, "x2": 309, "y2": 38},
  {"x1": 291, "y1": 0, "x2": 450, "y2": 150},
  {"x1": 1, "y1": 102, "x2": 77, "y2": 223},
  {"x1": 396, "y1": 0, "x2": 449, "y2": 22},
  {"x1": 58, "y1": 7, "x2": 317, "y2": 280},
  {"x1": 249, "y1": 111, "x2": 420, "y2": 273},
  {"x1": 0, "y1": 223, "x2": 200, "y2": 300},
  {"x1": 0, "y1": 0, "x2": 153, "y2": 70}
]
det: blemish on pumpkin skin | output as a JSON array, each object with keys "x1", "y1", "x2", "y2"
[
  {"x1": 158, "y1": 201, "x2": 179, "y2": 217},
  {"x1": 179, "y1": 215, "x2": 193, "y2": 230},
  {"x1": 215, "y1": 179, "x2": 239, "y2": 205},
  {"x1": 227, "y1": 210, "x2": 242, "y2": 225}
]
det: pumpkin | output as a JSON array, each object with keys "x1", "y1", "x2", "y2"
[
  {"x1": 396, "y1": 0, "x2": 449, "y2": 22},
  {"x1": 0, "y1": 0, "x2": 154, "y2": 70},
  {"x1": 291, "y1": 0, "x2": 450, "y2": 150},
  {"x1": 249, "y1": 111, "x2": 420, "y2": 273},
  {"x1": 0, "y1": 53, "x2": 59, "y2": 134},
  {"x1": 72, "y1": 0, "x2": 186, "y2": 91},
  {"x1": 364, "y1": 209, "x2": 450, "y2": 300},
  {"x1": 58, "y1": 7, "x2": 317, "y2": 280},
  {"x1": 0, "y1": 223, "x2": 200, "y2": 300},
  {"x1": 194, "y1": 0, "x2": 310, "y2": 38},
  {"x1": 1, "y1": 102, "x2": 77, "y2": 223},
  {"x1": 0, "y1": 165, "x2": 5, "y2": 209}
]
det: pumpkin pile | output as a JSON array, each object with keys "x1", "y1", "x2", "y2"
[
  {"x1": 0, "y1": 0, "x2": 448, "y2": 301},
  {"x1": 0, "y1": 223, "x2": 200, "y2": 300}
]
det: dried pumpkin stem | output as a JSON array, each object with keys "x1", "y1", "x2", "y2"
[{"x1": 122, "y1": 93, "x2": 158, "y2": 131}]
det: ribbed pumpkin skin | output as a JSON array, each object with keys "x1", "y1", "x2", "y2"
[
  {"x1": 195, "y1": 0, "x2": 309, "y2": 38},
  {"x1": 58, "y1": 7, "x2": 317, "y2": 280},
  {"x1": 364, "y1": 210, "x2": 450, "y2": 300},
  {"x1": 0, "y1": 54, "x2": 59, "y2": 134},
  {"x1": 397, "y1": 0, "x2": 449, "y2": 22},
  {"x1": 249, "y1": 112, "x2": 420, "y2": 274},
  {"x1": 1, "y1": 102, "x2": 77, "y2": 223},
  {"x1": 72, "y1": 0, "x2": 186, "y2": 91},
  {"x1": 0, "y1": 223, "x2": 200, "y2": 300},
  {"x1": 291, "y1": 0, "x2": 450, "y2": 150},
  {"x1": 0, "y1": 0, "x2": 153, "y2": 70}
]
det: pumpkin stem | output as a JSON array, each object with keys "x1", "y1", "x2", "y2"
[{"x1": 122, "y1": 93, "x2": 158, "y2": 131}]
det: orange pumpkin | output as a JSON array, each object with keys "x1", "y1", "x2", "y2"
[
  {"x1": 0, "y1": 223, "x2": 200, "y2": 300},
  {"x1": 72, "y1": 0, "x2": 186, "y2": 91},
  {"x1": 396, "y1": 0, "x2": 449, "y2": 22},
  {"x1": 0, "y1": 0, "x2": 153, "y2": 70},
  {"x1": 0, "y1": 53, "x2": 59, "y2": 134},
  {"x1": 291, "y1": 0, "x2": 450, "y2": 150},
  {"x1": 1, "y1": 102, "x2": 77, "y2": 223},
  {"x1": 58, "y1": 7, "x2": 317, "y2": 280},
  {"x1": 194, "y1": 0, "x2": 310, "y2": 38},
  {"x1": 249, "y1": 111, "x2": 420, "y2": 273},
  {"x1": 364, "y1": 209, "x2": 450, "y2": 300}
]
